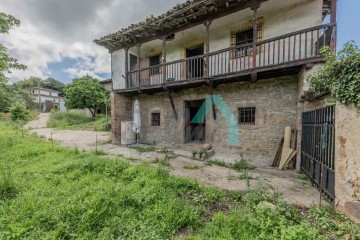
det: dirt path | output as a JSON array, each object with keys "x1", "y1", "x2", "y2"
[
  {"x1": 24, "y1": 113, "x2": 50, "y2": 129},
  {"x1": 26, "y1": 115, "x2": 324, "y2": 208}
]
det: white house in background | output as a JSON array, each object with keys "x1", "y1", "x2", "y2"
[{"x1": 29, "y1": 88, "x2": 66, "y2": 112}]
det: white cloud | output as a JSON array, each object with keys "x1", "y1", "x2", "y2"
[{"x1": 1, "y1": 0, "x2": 184, "y2": 83}]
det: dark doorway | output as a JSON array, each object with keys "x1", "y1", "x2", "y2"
[
  {"x1": 185, "y1": 100, "x2": 206, "y2": 143},
  {"x1": 186, "y1": 45, "x2": 204, "y2": 79}
]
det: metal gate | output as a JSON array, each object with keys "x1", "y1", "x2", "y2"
[{"x1": 301, "y1": 105, "x2": 335, "y2": 201}]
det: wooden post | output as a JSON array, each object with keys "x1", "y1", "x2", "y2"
[
  {"x1": 136, "y1": 44, "x2": 141, "y2": 88},
  {"x1": 162, "y1": 37, "x2": 167, "y2": 84},
  {"x1": 251, "y1": 0, "x2": 261, "y2": 82},
  {"x1": 330, "y1": 0, "x2": 337, "y2": 51},
  {"x1": 124, "y1": 47, "x2": 129, "y2": 88},
  {"x1": 204, "y1": 21, "x2": 212, "y2": 77},
  {"x1": 251, "y1": 1, "x2": 260, "y2": 69}
]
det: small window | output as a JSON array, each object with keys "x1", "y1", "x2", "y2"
[
  {"x1": 231, "y1": 23, "x2": 263, "y2": 58},
  {"x1": 149, "y1": 55, "x2": 161, "y2": 75},
  {"x1": 151, "y1": 113, "x2": 160, "y2": 126},
  {"x1": 238, "y1": 107, "x2": 256, "y2": 125}
]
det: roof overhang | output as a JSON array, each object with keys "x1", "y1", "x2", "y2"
[
  {"x1": 94, "y1": 0, "x2": 269, "y2": 52},
  {"x1": 94, "y1": 0, "x2": 334, "y2": 52}
]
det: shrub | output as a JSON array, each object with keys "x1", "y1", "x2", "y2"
[{"x1": 8, "y1": 102, "x2": 29, "y2": 121}]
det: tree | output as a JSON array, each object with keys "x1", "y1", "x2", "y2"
[
  {"x1": 65, "y1": 76, "x2": 109, "y2": 118},
  {"x1": 15, "y1": 77, "x2": 66, "y2": 95},
  {"x1": 0, "y1": 12, "x2": 27, "y2": 111},
  {"x1": 42, "y1": 78, "x2": 66, "y2": 96},
  {"x1": 307, "y1": 41, "x2": 360, "y2": 107},
  {"x1": 0, "y1": 13, "x2": 27, "y2": 85}
]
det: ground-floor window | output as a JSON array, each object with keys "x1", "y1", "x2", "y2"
[
  {"x1": 151, "y1": 112, "x2": 160, "y2": 126},
  {"x1": 238, "y1": 107, "x2": 256, "y2": 125}
]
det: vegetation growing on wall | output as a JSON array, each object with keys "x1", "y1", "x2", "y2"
[{"x1": 307, "y1": 41, "x2": 360, "y2": 107}]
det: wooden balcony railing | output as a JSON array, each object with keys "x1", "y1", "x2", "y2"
[{"x1": 126, "y1": 24, "x2": 333, "y2": 89}]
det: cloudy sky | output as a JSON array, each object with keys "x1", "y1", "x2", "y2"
[
  {"x1": 1, "y1": 0, "x2": 359, "y2": 84},
  {"x1": 1, "y1": 0, "x2": 183, "y2": 83}
]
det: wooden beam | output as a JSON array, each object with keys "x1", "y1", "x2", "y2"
[
  {"x1": 330, "y1": 0, "x2": 337, "y2": 51},
  {"x1": 109, "y1": 0, "x2": 269, "y2": 51},
  {"x1": 136, "y1": 44, "x2": 141, "y2": 88},
  {"x1": 167, "y1": 91, "x2": 178, "y2": 121},
  {"x1": 124, "y1": 48, "x2": 129, "y2": 88},
  {"x1": 204, "y1": 20, "x2": 212, "y2": 77},
  {"x1": 251, "y1": 0, "x2": 260, "y2": 82},
  {"x1": 162, "y1": 37, "x2": 167, "y2": 84}
]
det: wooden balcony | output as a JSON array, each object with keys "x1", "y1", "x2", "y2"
[{"x1": 119, "y1": 24, "x2": 333, "y2": 94}]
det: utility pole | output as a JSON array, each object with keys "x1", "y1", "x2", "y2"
[{"x1": 38, "y1": 79, "x2": 41, "y2": 111}]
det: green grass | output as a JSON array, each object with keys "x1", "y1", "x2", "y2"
[
  {"x1": 129, "y1": 145, "x2": 156, "y2": 153},
  {"x1": 207, "y1": 159, "x2": 256, "y2": 171},
  {"x1": 183, "y1": 163, "x2": 202, "y2": 170},
  {"x1": 0, "y1": 121, "x2": 359, "y2": 240},
  {"x1": 47, "y1": 111, "x2": 110, "y2": 131}
]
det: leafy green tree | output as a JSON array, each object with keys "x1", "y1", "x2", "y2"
[
  {"x1": 42, "y1": 78, "x2": 66, "y2": 96},
  {"x1": 0, "y1": 12, "x2": 27, "y2": 111},
  {"x1": 0, "y1": 13, "x2": 27, "y2": 85},
  {"x1": 13, "y1": 76, "x2": 41, "y2": 88},
  {"x1": 307, "y1": 41, "x2": 360, "y2": 107},
  {"x1": 65, "y1": 76, "x2": 109, "y2": 118}
]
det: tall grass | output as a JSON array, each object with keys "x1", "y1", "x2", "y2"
[
  {"x1": 0, "y1": 121, "x2": 358, "y2": 239},
  {"x1": 47, "y1": 111, "x2": 110, "y2": 131},
  {"x1": 47, "y1": 111, "x2": 92, "y2": 128}
]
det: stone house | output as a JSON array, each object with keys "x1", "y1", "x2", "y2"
[
  {"x1": 95, "y1": 0, "x2": 360, "y2": 223},
  {"x1": 95, "y1": 0, "x2": 337, "y2": 166}
]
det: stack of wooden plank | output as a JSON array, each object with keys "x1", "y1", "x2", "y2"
[{"x1": 272, "y1": 127, "x2": 297, "y2": 170}]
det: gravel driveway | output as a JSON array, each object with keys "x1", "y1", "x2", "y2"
[{"x1": 26, "y1": 113, "x2": 324, "y2": 208}]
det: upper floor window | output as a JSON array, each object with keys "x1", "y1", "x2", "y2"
[
  {"x1": 149, "y1": 55, "x2": 161, "y2": 75},
  {"x1": 231, "y1": 21, "x2": 263, "y2": 58}
]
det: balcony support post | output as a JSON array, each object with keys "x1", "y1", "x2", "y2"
[
  {"x1": 330, "y1": 0, "x2": 337, "y2": 51},
  {"x1": 204, "y1": 20, "x2": 212, "y2": 78},
  {"x1": 162, "y1": 37, "x2": 167, "y2": 84},
  {"x1": 136, "y1": 44, "x2": 141, "y2": 88},
  {"x1": 124, "y1": 47, "x2": 129, "y2": 88},
  {"x1": 251, "y1": 0, "x2": 261, "y2": 82}
]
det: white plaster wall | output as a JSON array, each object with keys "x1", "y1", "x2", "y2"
[
  {"x1": 31, "y1": 89, "x2": 60, "y2": 97},
  {"x1": 33, "y1": 95, "x2": 63, "y2": 104},
  {"x1": 112, "y1": 0, "x2": 324, "y2": 89},
  {"x1": 112, "y1": 49, "x2": 126, "y2": 90}
]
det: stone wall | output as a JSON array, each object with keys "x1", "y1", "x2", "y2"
[
  {"x1": 126, "y1": 76, "x2": 298, "y2": 167},
  {"x1": 335, "y1": 104, "x2": 360, "y2": 223},
  {"x1": 111, "y1": 93, "x2": 132, "y2": 144}
]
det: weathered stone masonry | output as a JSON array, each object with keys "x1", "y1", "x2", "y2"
[
  {"x1": 114, "y1": 75, "x2": 299, "y2": 167},
  {"x1": 335, "y1": 104, "x2": 360, "y2": 223}
]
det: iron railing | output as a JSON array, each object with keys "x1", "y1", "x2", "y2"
[
  {"x1": 127, "y1": 24, "x2": 333, "y2": 88},
  {"x1": 301, "y1": 105, "x2": 336, "y2": 201}
]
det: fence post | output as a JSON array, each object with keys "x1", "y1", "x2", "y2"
[{"x1": 96, "y1": 135, "x2": 98, "y2": 155}]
